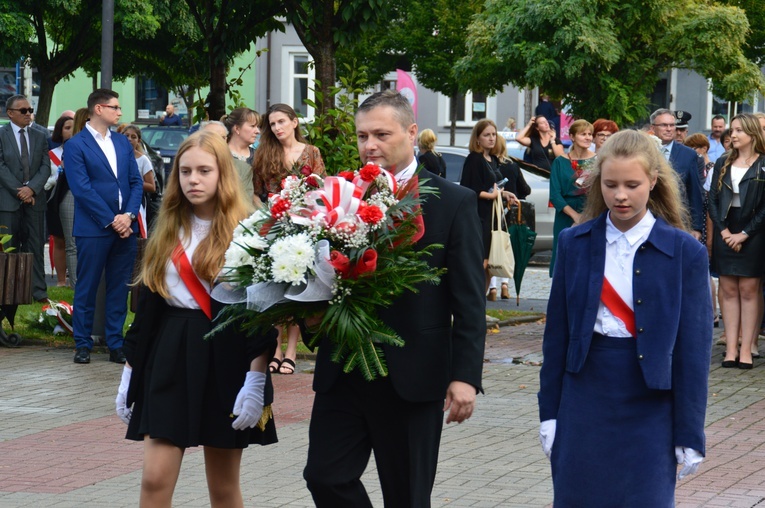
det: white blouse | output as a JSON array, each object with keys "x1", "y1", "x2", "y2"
[
  {"x1": 164, "y1": 215, "x2": 212, "y2": 309},
  {"x1": 730, "y1": 165, "x2": 748, "y2": 207},
  {"x1": 594, "y1": 210, "x2": 656, "y2": 337}
]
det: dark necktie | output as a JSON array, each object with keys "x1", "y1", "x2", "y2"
[{"x1": 19, "y1": 128, "x2": 30, "y2": 182}]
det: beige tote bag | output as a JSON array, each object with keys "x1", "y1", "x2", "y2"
[{"x1": 487, "y1": 194, "x2": 515, "y2": 278}]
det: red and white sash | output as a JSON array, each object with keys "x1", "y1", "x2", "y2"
[
  {"x1": 171, "y1": 241, "x2": 211, "y2": 319},
  {"x1": 600, "y1": 277, "x2": 636, "y2": 337}
]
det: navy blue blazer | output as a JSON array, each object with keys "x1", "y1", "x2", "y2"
[
  {"x1": 669, "y1": 143, "x2": 705, "y2": 232},
  {"x1": 63, "y1": 128, "x2": 143, "y2": 237},
  {"x1": 538, "y1": 213, "x2": 712, "y2": 453}
]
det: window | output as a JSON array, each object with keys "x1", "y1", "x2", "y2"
[
  {"x1": 282, "y1": 49, "x2": 316, "y2": 121},
  {"x1": 136, "y1": 77, "x2": 168, "y2": 122},
  {"x1": 443, "y1": 92, "x2": 495, "y2": 126}
]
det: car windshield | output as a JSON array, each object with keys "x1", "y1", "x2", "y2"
[{"x1": 142, "y1": 129, "x2": 189, "y2": 151}]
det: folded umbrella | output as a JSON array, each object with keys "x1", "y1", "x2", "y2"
[{"x1": 507, "y1": 202, "x2": 537, "y2": 306}]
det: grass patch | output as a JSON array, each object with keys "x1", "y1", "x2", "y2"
[
  {"x1": 5, "y1": 286, "x2": 136, "y2": 346},
  {"x1": 486, "y1": 309, "x2": 543, "y2": 321}
]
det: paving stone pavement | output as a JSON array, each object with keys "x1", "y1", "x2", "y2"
[{"x1": 2, "y1": 268, "x2": 765, "y2": 507}]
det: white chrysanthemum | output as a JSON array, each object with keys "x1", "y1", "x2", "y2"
[
  {"x1": 239, "y1": 233, "x2": 268, "y2": 251},
  {"x1": 268, "y1": 233, "x2": 315, "y2": 284},
  {"x1": 224, "y1": 242, "x2": 254, "y2": 269}
]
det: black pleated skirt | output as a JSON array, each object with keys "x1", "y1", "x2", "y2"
[
  {"x1": 126, "y1": 307, "x2": 277, "y2": 449},
  {"x1": 551, "y1": 334, "x2": 676, "y2": 508},
  {"x1": 712, "y1": 207, "x2": 765, "y2": 277}
]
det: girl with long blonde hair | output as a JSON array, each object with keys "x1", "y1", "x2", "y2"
[{"x1": 117, "y1": 130, "x2": 278, "y2": 507}]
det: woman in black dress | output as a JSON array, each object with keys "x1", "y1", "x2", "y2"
[
  {"x1": 708, "y1": 113, "x2": 765, "y2": 369},
  {"x1": 516, "y1": 115, "x2": 564, "y2": 170},
  {"x1": 417, "y1": 128, "x2": 446, "y2": 178},
  {"x1": 460, "y1": 119, "x2": 517, "y2": 292},
  {"x1": 117, "y1": 131, "x2": 277, "y2": 506}
]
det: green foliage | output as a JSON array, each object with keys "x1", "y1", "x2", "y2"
[
  {"x1": 0, "y1": 230, "x2": 15, "y2": 253},
  {"x1": 0, "y1": 1, "x2": 33, "y2": 67},
  {"x1": 302, "y1": 63, "x2": 368, "y2": 174},
  {"x1": 458, "y1": 0, "x2": 765, "y2": 125}
]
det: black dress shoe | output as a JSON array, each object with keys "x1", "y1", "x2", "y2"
[
  {"x1": 73, "y1": 348, "x2": 91, "y2": 364},
  {"x1": 721, "y1": 358, "x2": 738, "y2": 368},
  {"x1": 738, "y1": 361, "x2": 753, "y2": 370},
  {"x1": 109, "y1": 348, "x2": 126, "y2": 364}
]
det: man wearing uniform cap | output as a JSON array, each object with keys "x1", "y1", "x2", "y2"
[{"x1": 674, "y1": 110, "x2": 692, "y2": 143}]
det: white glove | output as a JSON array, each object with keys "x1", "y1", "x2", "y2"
[
  {"x1": 115, "y1": 365, "x2": 132, "y2": 425},
  {"x1": 675, "y1": 446, "x2": 703, "y2": 480},
  {"x1": 231, "y1": 371, "x2": 266, "y2": 431},
  {"x1": 539, "y1": 419, "x2": 556, "y2": 459}
]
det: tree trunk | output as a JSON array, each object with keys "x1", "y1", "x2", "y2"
[
  {"x1": 34, "y1": 77, "x2": 57, "y2": 128},
  {"x1": 313, "y1": 40, "x2": 336, "y2": 117},
  {"x1": 208, "y1": 56, "x2": 227, "y2": 122}
]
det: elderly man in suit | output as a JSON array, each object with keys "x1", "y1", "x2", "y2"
[
  {"x1": 63, "y1": 89, "x2": 143, "y2": 364},
  {"x1": 0, "y1": 95, "x2": 50, "y2": 301},
  {"x1": 302, "y1": 90, "x2": 487, "y2": 507},
  {"x1": 650, "y1": 108, "x2": 705, "y2": 239}
]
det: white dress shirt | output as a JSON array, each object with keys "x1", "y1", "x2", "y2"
[
  {"x1": 85, "y1": 122, "x2": 122, "y2": 208},
  {"x1": 594, "y1": 210, "x2": 657, "y2": 337},
  {"x1": 165, "y1": 216, "x2": 212, "y2": 309},
  {"x1": 393, "y1": 157, "x2": 418, "y2": 184}
]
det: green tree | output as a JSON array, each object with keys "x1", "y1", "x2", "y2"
[
  {"x1": 284, "y1": 0, "x2": 389, "y2": 115},
  {"x1": 457, "y1": 0, "x2": 765, "y2": 125},
  {"x1": 0, "y1": 0, "x2": 161, "y2": 127},
  {"x1": 181, "y1": 0, "x2": 284, "y2": 121},
  {"x1": 720, "y1": 0, "x2": 765, "y2": 67},
  {"x1": 391, "y1": 0, "x2": 484, "y2": 144}
]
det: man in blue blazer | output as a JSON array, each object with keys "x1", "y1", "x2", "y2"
[
  {"x1": 651, "y1": 109, "x2": 705, "y2": 237},
  {"x1": 63, "y1": 89, "x2": 143, "y2": 364},
  {"x1": 0, "y1": 95, "x2": 50, "y2": 301}
]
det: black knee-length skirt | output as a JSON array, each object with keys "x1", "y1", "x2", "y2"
[
  {"x1": 126, "y1": 307, "x2": 277, "y2": 449},
  {"x1": 712, "y1": 207, "x2": 765, "y2": 278}
]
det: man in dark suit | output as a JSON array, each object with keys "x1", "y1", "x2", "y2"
[
  {"x1": 0, "y1": 95, "x2": 50, "y2": 301},
  {"x1": 650, "y1": 108, "x2": 705, "y2": 238},
  {"x1": 302, "y1": 90, "x2": 486, "y2": 507},
  {"x1": 63, "y1": 89, "x2": 143, "y2": 364}
]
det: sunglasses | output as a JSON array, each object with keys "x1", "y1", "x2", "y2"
[{"x1": 9, "y1": 107, "x2": 34, "y2": 115}]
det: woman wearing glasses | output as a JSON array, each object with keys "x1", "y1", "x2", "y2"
[{"x1": 592, "y1": 119, "x2": 619, "y2": 153}]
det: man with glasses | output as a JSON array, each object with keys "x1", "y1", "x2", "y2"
[
  {"x1": 64, "y1": 89, "x2": 143, "y2": 364},
  {"x1": 0, "y1": 95, "x2": 50, "y2": 302},
  {"x1": 650, "y1": 108, "x2": 705, "y2": 240}
]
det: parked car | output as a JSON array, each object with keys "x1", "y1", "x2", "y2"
[
  {"x1": 139, "y1": 126, "x2": 190, "y2": 183},
  {"x1": 431, "y1": 145, "x2": 554, "y2": 252}
]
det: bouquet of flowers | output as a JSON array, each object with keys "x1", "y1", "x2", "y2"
[
  {"x1": 38, "y1": 300, "x2": 74, "y2": 336},
  {"x1": 211, "y1": 163, "x2": 444, "y2": 380}
]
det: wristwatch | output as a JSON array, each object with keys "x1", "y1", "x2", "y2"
[{"x1": 127, "y1": 213, "x2": 136, "y2": 222}]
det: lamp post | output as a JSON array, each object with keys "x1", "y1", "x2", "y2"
[{"x1": 101, "y1": 0, "x2": 114, "y2": 88}]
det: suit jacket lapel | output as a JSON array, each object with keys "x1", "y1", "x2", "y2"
[
  {"x1": 81, "y1": 130, "x2": 116, "y2": 180},
  {"x1": 2, "y1": 125, "x2": 24, "y2": 169}
]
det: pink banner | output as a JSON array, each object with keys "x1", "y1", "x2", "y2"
[{"x1": 396, "y1": 69, "x2": 417, "y2": 120}]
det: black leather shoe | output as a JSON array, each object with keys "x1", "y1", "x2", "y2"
[
  {"x1": 73, "y1": 348, "x2": 91, "y2": 364},
  {"x1": 721, "y1": 358, "x2": 738, "y2": 368},
  {"x1": 109, "y1": 348, "x2": 126, "y2": 364},
  {"x1": 738, "y1": 361, "x2": 753, "y2": 370}
]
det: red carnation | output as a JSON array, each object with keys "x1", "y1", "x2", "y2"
[
  {"x1": 353, "y1": 248, "x2": 378, "y2": 277},
  {"x1": 306, "y1": 175, "x2": 321, "y2": 188},
  {"x1": 358, "y1": 203, "x2": 384, "y2": 224},
  {"x1": 359, "y1": 163, "x2": 381, "y2": 182},
  {"x1": 301, "y1": 165, "x2": 312, "y2": 176},
  {"x1": 270, "y1": 198, "x2": 291, "y2": 218},
  {"x1": 328, "y1": 250, "x2": 351, "y2": 278},
  {"x1": 338, "y1": 171, "x2": 355, "y2": 181}
]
